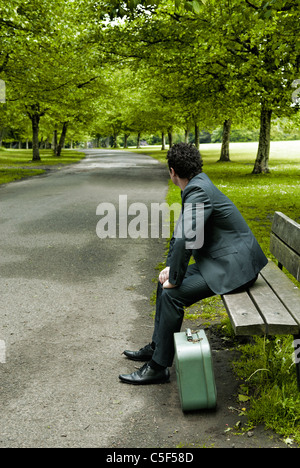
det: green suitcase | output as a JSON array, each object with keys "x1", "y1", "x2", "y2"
[{"x1": 174, "y1": 329, "x2": 217, "y2": 411}]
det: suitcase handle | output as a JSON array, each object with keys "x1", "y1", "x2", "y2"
[
  {"x1": 186, "y1": 328, "x2": 203, "y2": 343},
  {"x1": 186, "y1": 328, "x2": 193, "y2": 341}
]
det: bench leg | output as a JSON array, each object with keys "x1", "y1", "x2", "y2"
[{"x1": 293, "y1": 335, "x2": 300, "y2": 391}]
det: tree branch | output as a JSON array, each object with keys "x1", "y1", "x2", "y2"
[
  {"x1": 245, "y1": 0, "x2": 259, "y2": 9},
  {"x1": 77, "y1": 76, "x2": 100, "y2": 89},
  {"x1": 280, "y1": 2, "x2": 298, "y2": 11},
  {"x1": 245, "y1": 0, "x2": 297, "y2": 12}
]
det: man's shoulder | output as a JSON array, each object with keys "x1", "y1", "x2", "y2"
[
  {"x1": 181, "y1": 174, "x2": 216, "y2": 207},
  {"x1": 184, "y1": 173, "x2": 214, "y2": 196},
  {"x1": 189, "y1": 172, "x2": 212, "y2": 186}
]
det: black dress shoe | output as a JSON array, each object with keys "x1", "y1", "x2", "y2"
[
  {"x1": 123, "y1": 343, "x2": 154, "y2": 362},
  {"x1": 119, "y1": 363, "x2": 170, "y2": 385}
]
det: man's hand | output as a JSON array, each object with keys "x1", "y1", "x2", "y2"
[
  {"x1": 159, "y1": 267, "x2": 176, "y2": 289},
  {"x1": 163, "y1": 280, "x2": 177, "y2": 289},
  {"x1": 159, "y1": 267, "x2": 170, "y2": 285}
]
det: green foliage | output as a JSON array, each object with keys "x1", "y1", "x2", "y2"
[
  {"x1": 211, "y1": 127, "x2": 261, "y2": 143},
  {"x1": 1, "y1": 0, "x2": 300, "y2": 169},
  {"x1": 0, "y1": 0, "x2": 113, "y2": 160},
  {"x1": 115, "y1": 0, "x2": 300, "y2": 171},
  {"x1": 232, "y1": 336, "x2": 300, "y2": 444}
]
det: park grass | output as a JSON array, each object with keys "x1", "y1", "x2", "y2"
[
  {"x1": 131, "y1": 141, "x2": 300, "y2": 258},
  {"x1": 0, "y1": 148, "x2": 85, "y2": 185},
  {"x1": 131, "y1": 141, "x2": 300, "y2": 445}
]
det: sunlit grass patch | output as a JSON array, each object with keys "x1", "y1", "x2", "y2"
[{"x1": 0, "y1": 149, "x2": 85, "y2": 185}]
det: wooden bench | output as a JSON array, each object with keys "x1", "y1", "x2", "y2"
[{"x1": 222, "y1": 211, "x2": 300, "y2": 389}]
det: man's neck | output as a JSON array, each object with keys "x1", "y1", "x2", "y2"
[{"x1": 177, "y1": 178, "x2": 189, "y2": 191}]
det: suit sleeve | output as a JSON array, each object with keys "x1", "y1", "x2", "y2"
[
  {"x1": 167, "y1": 186, "x2": 213, "y2": 287},
  {"x1": 166, "y1": 235, "x2": 175, "y2": 268}
]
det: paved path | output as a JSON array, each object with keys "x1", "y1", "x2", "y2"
[
  {"x1": 0, "y1": 150, "x2": 287, "y2": 448},
  {"x1": 0, "y1": 150, "x2": 169, "y2": 448}
]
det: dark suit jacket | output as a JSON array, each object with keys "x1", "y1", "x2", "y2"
[{"x1": 167, "y1": 173, "x2": 268, "y2": 295}]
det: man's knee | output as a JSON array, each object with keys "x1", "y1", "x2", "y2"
[{"x1": 157, "y1": 282, "x2": 176, "y2": 299}]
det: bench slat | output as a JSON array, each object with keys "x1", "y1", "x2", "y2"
[
  {"x1": 248, "y1": 275, "x2": 299, "y2": 335},
  {"x1": 222, "y1": 292, "x2": 266, "y2": 336},
  {"x1": 260, "y1": 261, "x2": 300, "y2": 325},
  {"x1": 272, "y1": 212, "x2": 300, "y2": 255},
  {"x1": 270, "y1": 233, "x2": 300, "y2": 281}
]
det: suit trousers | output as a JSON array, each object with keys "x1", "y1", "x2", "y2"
[{"x1": 151, "y1": 264, "x2": 214, "y2": 368}]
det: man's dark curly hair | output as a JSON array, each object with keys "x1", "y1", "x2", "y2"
[{"x1": 167, "y1": 143, "x2": 203, "y2": 180}]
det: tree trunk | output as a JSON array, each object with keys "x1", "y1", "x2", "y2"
[
  {"x1": 124, "y1": 133, "x2": 130, "y2": 148},
  {"x1": 26, "y1": 104, "x2": 47, "y2": 161},
  {"x1": 53, "y1": 129, "x2": 58, "y2": 156},
  {"x1": 252, "y1": 106, "x2": 272, "y2": 174},
  {"x1": 219, "y1": 119, "x2": 232, "y2": 162},
  {"x1": 46, "y1": 137, "x2": 51, "y2": 149},
  {"x1": 161, "y1": 132, "x2": 166, "y2": 150},
  {"x1": 195, "y1": 124, "x2": 200, "y2": 149},
  {"x1": 31, "y1": 113, "x2": 41, "y2": 161},
  {"x1": 112, "y1": 131, "x2": 118, "y2": 148},
  {"x1": 56, "y1": 122, "x2": 69, "y2": 157},
  {"x1": 184, "y1": 128, "x2": 190, "y2": 144},
  {"x1": 168, "y1": 131, "x2": 173, "y2": 148},
  {"x1": 137, "y1": 132, "x2": 141, "y2": 149}
]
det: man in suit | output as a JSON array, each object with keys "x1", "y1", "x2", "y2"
[{"x1": 119, "y1": 143, "x2": 268, "y2": 385}]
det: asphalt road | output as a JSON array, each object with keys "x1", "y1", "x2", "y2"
[
  {"x1": 0, "y1": 150, "x2": 170, "y2": 448},
  {"x1": 0, "y1": 149, "x2": 287, "y2": 449}
]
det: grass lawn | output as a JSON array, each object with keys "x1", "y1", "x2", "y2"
[
  {"x1": 0, "y1": 148, "x2": 85, "y2": 185},
  {"x1": 131, "y1": 140, "x2": 300, "y2": 445},
  {"x1": 131, "y1": 140, "x2": 300, "y2": 259}
]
